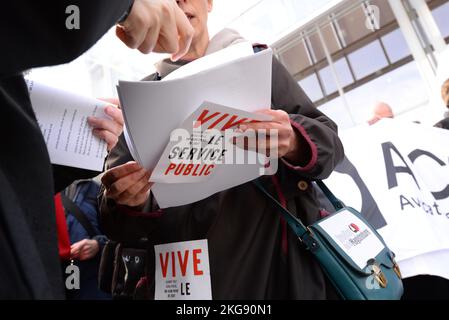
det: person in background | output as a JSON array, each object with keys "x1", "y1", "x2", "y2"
[
  {"x1": 99, "y1": 0, "x2": 344, "y2": 299},
  {"x1": 55, "y1": 98, "x2": 124, "y2": 299},
  {"x1": 63, "y1": 178, "x2": 111, "y2": 300},
  {"x1": 0, "y1": 0, "x2": 193, "y2": 299},
  {"x1": 367, "y1": 101, "x2": 394, "y2": 126},
  {"x1": 435, "y1": 79, "x2": 449, "y2": 130}
]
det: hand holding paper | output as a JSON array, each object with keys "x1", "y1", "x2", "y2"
[
  {"x1": 101, "y1": 161, "x2": 153, "y2": 208},
  {"x1": 234, "y1": 109, "x2": 302, "y2": 161},
  {"x1": 87, "y1": 101, "x2": 124, "y2": 151},
  {"x1": 27, "y1": 80, "x2": 115, "y2": 171}
]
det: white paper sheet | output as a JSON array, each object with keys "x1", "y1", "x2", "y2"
[
  {"x1": 118, "y1": 47, "x2": 273, "y2": 207},
  {"x1": 162, "y1": 41, "x2": 254, "y2": 81},
  {"x1": 26, "y1": 80, "x2": 109, "y2": 171}
]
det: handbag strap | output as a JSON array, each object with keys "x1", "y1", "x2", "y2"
[
  {"x1": 253, "y1": 179, "x2": 309, "y2": 239},
  {"x1": 315, "y1": 180, "x2": 345, "y2": 211},
  {"x1": 61, "y1": 193, "x2": 97, "y2": 238},
  {"x1": 253, "y1": 178, "x2": 345, "y2": 240}
]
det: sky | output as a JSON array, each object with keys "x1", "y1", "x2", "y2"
[{"x1": 208, "y1": 0, "x2": 263, "y2": 36}]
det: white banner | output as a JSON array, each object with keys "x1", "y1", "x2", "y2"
[{"x1": 322, "y1": 119, "x2": 449, "y2": 279}]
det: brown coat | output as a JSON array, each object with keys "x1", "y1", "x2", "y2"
[{"x1": 99, "y1": 56, "x2": 345, "y2": 299}]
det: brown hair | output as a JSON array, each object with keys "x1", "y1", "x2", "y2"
[{"x1": 442, "y1": 79, "x2": 449, "y2": 107}]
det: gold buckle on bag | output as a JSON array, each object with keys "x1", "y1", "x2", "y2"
[
  {"x1": 371, "y1": 263, "x2": 388, "y2": 288},
  {"x1": 392, "y1": 259, "x2": 402, "y2": 279}
]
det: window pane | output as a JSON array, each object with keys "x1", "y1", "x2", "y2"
[
  {"x1": 369, "y1": 0, "x2": 396, "y2": 27},
  {"x1": 318, "y1": 97, "x2": 355, "y2": 130},
  {"x1": 348, "y1": 40, "x2": 389, "y2": 79},
  {"x1": 308, "y1": 32, "x2": 326, "y2": 62},
  {"x1": 298, "y1": 73, "x2": 324, "y2": 102},
  {"x1": 336, "y1": 6, "x2": 372, "y2": 46},
  {"x1": 345, "y1": 61, "x2": 429, "y2": 124},
  {"x1": 432, "y1": 2, "x2": 449, "y2": 38},
  {"x1": 228, "y1": 0, "x2": 336, "y2": 44},
  {"x1": 318, "y1": 58, "x2": 354, "y2": 94},
  {"x1": 280, "y1": 40, "x2": 311, "y2": 75},
  {"x1": 382, "y1": 29, "x2": 411, "y2": 63},
  {"x1": 308, "y1": 24, "x2": 340, "y2": 63}
]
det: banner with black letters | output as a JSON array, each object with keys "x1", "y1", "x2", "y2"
[{"x1": 322, "y1": 119, "x2": 449, "y2": 279}]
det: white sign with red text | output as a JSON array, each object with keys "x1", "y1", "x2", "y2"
[
  {"x1": 154, "y1": 240, "x2": 212, "y2": 300},
  {"x1": 150, "y1": 101, "x2": 272, "y2": 184}
]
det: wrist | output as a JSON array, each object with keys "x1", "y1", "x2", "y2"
[
  {"x1": 284, "y1": 130, "x2": 299, "y2": 159},
  {"x1": 283, "y1": 128, "x2": 311, "y2": 166},
  {"x1": 117, "y1": 0, "x2": 136, "y2": 25}
]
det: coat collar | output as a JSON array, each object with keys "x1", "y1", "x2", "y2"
[{"x1": 154, "y1": 28, "x2": 247, "y2": 79}]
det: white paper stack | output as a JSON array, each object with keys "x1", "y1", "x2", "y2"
[{"x1": 118, "y1": 44, "x2": 273, "y2": 208}]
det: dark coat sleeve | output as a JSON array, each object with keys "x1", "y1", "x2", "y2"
[
  {"x1": 52, "y1": 164, "x2": 100, "y2": 193},
  {"x1": 271, "y1": 56, "x2": 344, "y2": 180},
  {"x1": 0, "y1": 0, "x2": 132, "y2": 77},
  {"x1": 0, "y1": 0, "x2": 133, "y2": 189},
  {"x1": 99, "y1": 134, "x2": 155, "y2": 241}
]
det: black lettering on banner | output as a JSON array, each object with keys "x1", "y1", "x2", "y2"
[
  {"x1": 400, "y1": 195, "x2": 415, "y2": 210},
  {"x1": 382, "y1": 142, "x2": 420, "y2": 190},
  {"x1": 408, "y1": 149, "x2": 449, "y2": 200}
]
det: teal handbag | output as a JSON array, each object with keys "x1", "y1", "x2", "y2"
[{"x1": 254, "y1": 179, "x2": 404, "y2": 300}]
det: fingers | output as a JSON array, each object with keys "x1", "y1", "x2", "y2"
[
  {"x1": 154, "y1": 6, "x2": 179, "y2": 54},
  {"x1": 101, "y1": 162, "x2": 143, "y2": 187},
  {"x1": 98, "y1": 97, "x2": 120, "y2": 107},
  {"x1": 117, "y1": 8, "x2": 148, "y2": 49},
  {"x1": 79, "y1": 247, "x2": 94, "y2": 261},
  {"x1": 88, "y1": 106, "x2": 124, "y2": 150},
  {"x1": 239, "y1": 122, "x2": 282, "y2": 133},
  {"x1": 232, "y1": 134, "x2": 278, "y2": 157},
  {"x1": 106, "y1": 168, "x2": 150, "y2": 199},
  {"x1": 254, "y1": 109, "x2": 290, "y2": 123},
  {"x1": 70, "y1": 240, "x2": 87, "y2": 259},
  {"x1": 138, "y1": 20, "x2": 161, "y2": 54},
  {"x1": 92, "y1": 129, "x2": 118, "y2": 151},
  {"x1": 104, "y1": 106, "x2": 125, "y2": 127},
  {"x1": 88, "y1": 114, "x2": 123, "y2": 137},
  {"x1": 79, "y1": 240, "x2": 100, "y2": 261},
  {"x1": 115, "y1": 25, "x2": 128, "y2": 46},
  {"x1": 115, "y1": 180, "x2": 153, "y2": 207},
  {"x1": 102, "y1": 161, "x2": 153, "y2": 208},
  {"x1": 116, "y1": 0, "x2": 193, "y2": 57},
  {"x1": 171, "y1": 7, "x2": 194, "y2": 61}
]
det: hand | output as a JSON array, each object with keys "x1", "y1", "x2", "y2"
[
  {"x1": 70, "y1": 239, "x2": 100, "y2": 261},
  {"x1": 102, "y1": 162, "x2": 153, "y2": 208},
  {"x1": 235, "y1": 109, "x2": 304, "y2": 163},
  {"x1": 87, "y1": 98, "x2": 124, "y2": 151},
  {"x1": 116, "y1": 0, "x2": 194, "y2": 60}
]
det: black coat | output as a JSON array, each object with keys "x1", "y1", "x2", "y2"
[{"x1": 0, "y1": 0, "x2": 131, "y2": 299}]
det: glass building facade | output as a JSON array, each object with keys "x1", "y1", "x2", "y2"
[{"x1": 234, "y1": 0, "x2": 449, "y2": 128}]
